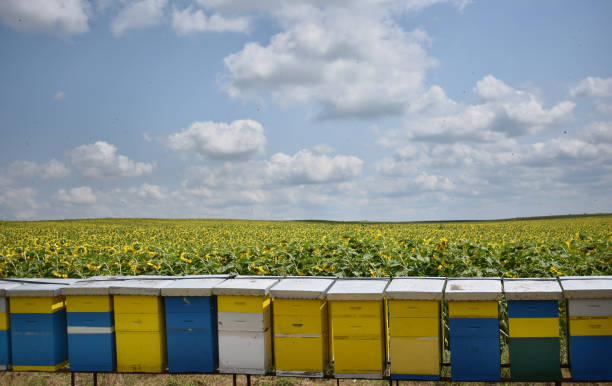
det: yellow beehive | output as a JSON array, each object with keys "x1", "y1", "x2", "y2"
[
  {"x1": 326, "y1": 278, "x2": 389, "y2": 379},
  {"x1": 384, "y1": 277, "x2": 445, "y2": 381},
  {"x1": 270, "y1": 277, "x2": 335, "y2": 377},
  {"x1": 109, "y1": 279, "x2": 174, "y2": 373}
]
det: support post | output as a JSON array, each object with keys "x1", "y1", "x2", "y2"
[
  {"x1": 93, "y1": 372, "x2": 98, "y2": 386},
  {"x1": 246, "y1": 374, "x2": 252, "y2": 386},
  {"x1": 232, "y1": 374, "x2": 237, "y2": 386},
  {"x1": 70, "y1": 373, "x2": 75, "y2": 386}
]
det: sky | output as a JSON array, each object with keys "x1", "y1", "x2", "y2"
[{"x1": 0, "y1": 0, "x2": 611, "y2": 221}]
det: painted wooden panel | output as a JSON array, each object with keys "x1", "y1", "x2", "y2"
[
  {"x1": 509, "y1": 317, "x2": 559, "y2": 338},
  {"x1": 569, "y1": 335, "x2": 612, "y2": 381},
  {"x1": 507, "y1": 300, "x2": 558, "y2": 318},
  {"x1": 65, "y1": 296, "x2": 113, "y2": 313},
  {"x1": 274, "y1": 314, "x2": 325, "y2": 335},
  {"x1": 115, "y1": 331, "x2": 166, "y2": 373},
  {"x1": 333, "y1": 338, "x2": 384, "y2": 374},
  {"x1": 508, "y1": 338, "x2": 561, "y2": 381},
  {"x1": 218, "y1": 330, "x2": 272, "y2": 374},
  {"x1": 114, "y1": 295, "x2": 161, "y2": 314},
  {"x1": 217, "y1": 312, "x2": 269, "y2": 332},
  {"x1": 388, "y1": 300, "x2": 438, "y2": 318},
  {"x1": 389, "y1": 336, "x2": 439, "y2": 377},
  {"x1": 569, "y1": 299, "x2": 612, "y2": 317},
  {"x1": 569, "y1": 316, "x2": 612, "y2": 336},
  {"x1": 273, "y1": 298, "x2": 324, "y2": 316},
  {"x1": 10, "y1": 297, "x2": 64, "y2": 314},
  {"x1": 448, "y1": 301, "x2": 497, "y2": 318},
  {"x1": 274, "y1": 336, "x2": 327, "y2": 373},
  {"x1": 217, "y1": 295, "x2": 270, "y2": 313},
  {"x1": 449, "y1": 335, "x2": 500, "y2": 381},
  {"x1": 331, "y1": 301, "x2": 381, "y2": 317},
  {"x1": 389, "y1": 317, "x2": 438, "y2": 337}
]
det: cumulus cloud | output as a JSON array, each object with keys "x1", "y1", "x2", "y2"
[
  {"x1": 171, "y1": 5, "x2": 249, "y2": 35},
  {"x1": 570, "y1": 77, "x2": 612, "y2": 98},
  {"x1": 129, "y1": 183, "x2": 166, "y2": 200},
  {"x1": 223, "y1": 4, "x2": 436, "y2": 119},
  {"x1": 0, "y1": 0, "x2": 90, "y2": 36},
  {"x1": 67, "y1": 141, "x2": 156, "y2": 179},
  {"x1": 380, "y1": 75, "x2": 575, "y2": 144},
  {"x1": 404, "y1": 0, "x2": 471, "y2": 11},
  {"x1": 167, "y1": 119, "x2": 266, "y2": 159},
  {"x1": 0, "y1": 187, "x2": 39, "y2": 219},
  {"x1": 595, "y1": 101, "x2": 612, "y2": 115},
  {"x1": 111, "y1": 0, "x2": 167, "y2": 37},
  {"x1": 1, "y1": 159, "x2": 69, "y2": 181},
  {"x1": 266, "y1": 149, "x2": 363, "y2": 184},
  {"x1": 54, "y1": 186, "x2": 96, "y2": 204}
]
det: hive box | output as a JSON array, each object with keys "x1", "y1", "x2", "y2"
[
  {"x1": 161, "y1": 276, "x2": 228, "y2": 373},
  {"x1": 270, "y1": 277, "x2": 335, "y2": 377},
  {"x1": 61, "y1": 278, "x2": 126, "y2": 372},
  {"x1": 6, "y1": 279, "x2": 78, "y2": 371},
  {"x1": 560, "y1": 276, "x2": 612, "y2": 381},
  {"x1": 503, "y1": 278, "x2": 562, "y2": 381},
  {"x1": 213, "y1": 277, "x2": 279, "y2": 374},
  {"x1": 384, "y1": 277, "x2": 445, "y2": 381},
  {"x1": 0, "y1": 281, "x2": 22, "y2": 370},
  {"x1": 326, "y1": 278, "x2": 389, "y2": 379},
  {"x1": 445, "y1": 278, "x2": 502, "y2": 381},
  {"x1": 109, "y1": 279, "x2": 174, "y2": 373}
]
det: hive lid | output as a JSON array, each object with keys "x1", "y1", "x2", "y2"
[
  {"x1": 60, "y1": 279, "x2": 128, "y2": 296},
  {"x1": 270, "y1": 278, "x2": 336, "y2": 299},
  {"x1": 161, "y1": 278, "x2": 228, "y2": 296},
  {"x1": 5, "y1": 279, "x2": 79, "y2": 297},
  {"x1": 560, "y1": 276, "x2": 612, "y2": 299},
  {"x1": 503, "y1": 278, "x2": 562, "y2": 300},
  {"x1": 0, "y1": 280, "x2": 23, "y2": 296},
  {"x1": 212, "y1": 278, "x2": 279, "y2": 296},
  {"x1": 109, "y1": 279, "x2": 175, "y2": 296},
  {"x1": 384, "y1": 277, "x2": 446, "y2": 300},
  {"x1": 445, "y1": 278, "x2": 502, "y2": 301},
  {"x1": 326, "y1": 278, "x2": 389, "y2": 301}
]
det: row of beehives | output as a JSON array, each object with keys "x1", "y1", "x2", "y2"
[{"x1": 0, "y1": 275, "x2": 610, "y2": 382}]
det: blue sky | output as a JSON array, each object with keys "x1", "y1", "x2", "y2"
[{"x1": 0, "y1": 0, "x2": 611, "y2": 221}]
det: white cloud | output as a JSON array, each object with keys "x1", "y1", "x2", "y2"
[
  {"x1": 266, "y1": 149, "x2": 363, "y2": 184},
  {"x1": 111, "y1": 0, "x2": 167, "y2": 37},
  {"x1": 0, "y1": 0, "x2": 90, "y2": 36},
  {"x1": 595, "y1": 101, "x2": 612, "y2": 115},
  {"x1": 223, "y1": 4, "x2": 437, "y2": 119},
  {"x1": 171, "y1": 5, "x2": 249, "y2": 35},
  {"x1": 67, "y1": 141, "x2": 156, "y2": 179},
  {"x1": 167, "y1": 119, "x2": 266, "y2": 159},
  {"x1": 0, "y1": 187, "x2": 39, "y2": 219},
  {"x1": 1, "y1": 159, "x2": 70, "y2": 181},
  {"x1": 129, "y1": 183, "x2": 166, "y2": 200},
  {"x1": 570, "y1": 77, "x2": 612, "y2": 98},
  {"x1": 404, "y1": 0, "x2": 471, "y2": 11},
  {"x1": 52, "y1": 91, "x2": 66, "y2": 100},
  {"x1": 54, "y1": 186, "x2": 97, "y2": 204},
  {"x1": 414, "y1": 171, "x2": 455, "y2": 191},
  {"x1": 580, "y1": 121, "x2": 612, "y2": 144},
  {"x1": 381, "y1": 75, "x2": 575, "y2": 143}
]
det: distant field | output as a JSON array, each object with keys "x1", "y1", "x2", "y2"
[{"x1": 1, "y1": 216, "x2": 610, "y2": 278}]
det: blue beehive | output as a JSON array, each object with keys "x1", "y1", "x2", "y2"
[
  {"x1": 161, "y1": 277, "x2": 228, "y2": 373},
  {"x1": 560, "y1": 276, "x2": 612, "y2": 381},
  {"x1": 60, "y1": 278, "x2": 125, "y2": 372},
  {"x1": 0, "y1": 281, "x2": 22, "y2": 371},
  {"x1": 445, "y1": 278, "x2": 502, "y2": 381},
  {"x1": 6, "y1": 279, "x2": 77, "y2": 371}
]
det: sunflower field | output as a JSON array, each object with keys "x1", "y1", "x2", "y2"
[{"x1": 0, "y1": 216, "x2": 610, "y2": 279}]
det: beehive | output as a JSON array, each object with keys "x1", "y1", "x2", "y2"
[
  {"x1": 213, "y1": 278, "x2": 279, "y2": 374},
  {"x1": 61, "y1": 279, "x2": 125, "y2": 372},
  {"x1": 326, "y1": 278, "x2": 389, "y2": 379},
  {"x1": 503, "y1": 278, "x2": 562, "y2": 381},
  {"x1": 6, "y1": 279, "x2": 77, "y2": 371},
  {"x1": 161, "y1": 276, "x2": 228, "y2": 373},
  {"x1": 560, "y1": 276, "x2": 612, "y2": 381},
  {"x1": 270, "y1": 277, "x2": 335, "y2": 377},
  {"x1": 109, "y1": 279, "x2": 174, "y2": 373},
  {"x1": 0, "y1": 281, "x2": 22, "y2": 370},
  {"x1": 445, "y1": 278, "x2": 502, "y2": 381},
  {"x1": 384, "y1": 277, "x2": 445, "y2": 380}
]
